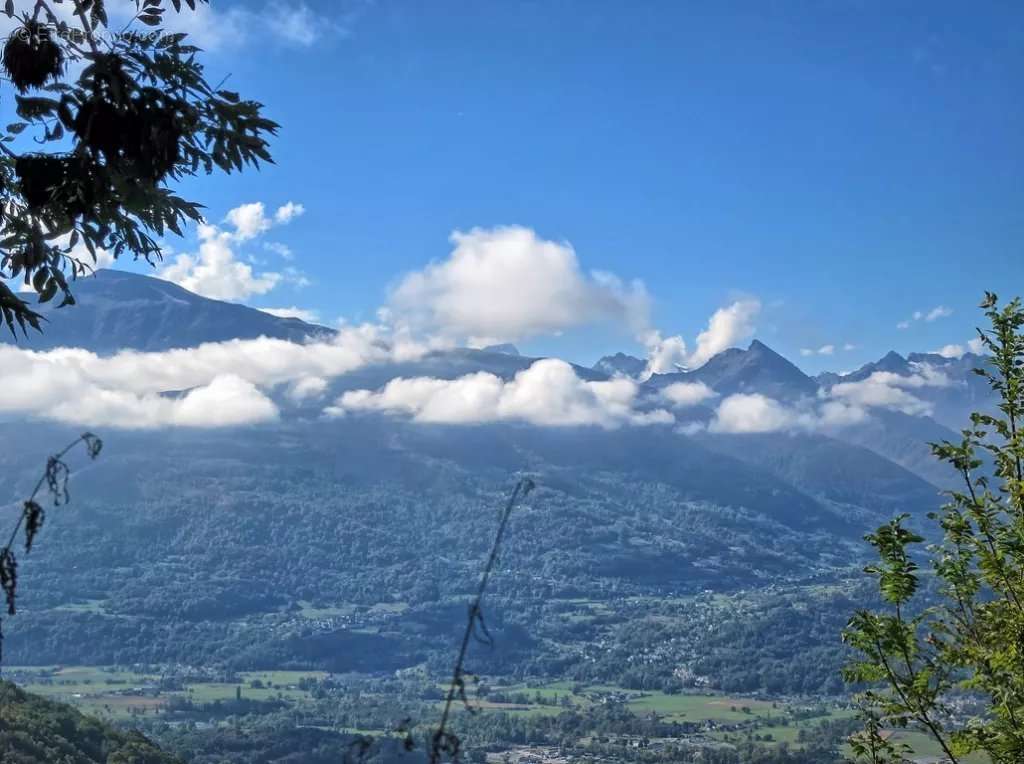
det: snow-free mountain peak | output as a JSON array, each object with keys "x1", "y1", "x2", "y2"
[
  {"x1": 1, "y1": 269, "x2": 334, "y2": 354},
  {"x1": 648, "y1": 339, "x2": 819, "y2": 400},
  {"x1": 480, "y1": 343, "x2": 521, "y2": 356},
  {"x1": 593, "y1": 352, "x2": 647, "y2": 378}
]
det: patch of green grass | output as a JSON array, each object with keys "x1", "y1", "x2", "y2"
[
  {"x1": 74, "y1": 695, "x2": 168, "y2": 721},
  {"x1": 625, "y1": 692, "x2": 778, "y2": 723},
  {"x1": 838, "y1": 730, "x2": 991, "y2": 763},
  {"x1": 883, "y1": 731, "x2": 990, "y2": 763},
  {"x1": 13, "y1": 666, "x2": 161, "y2": 699},
  {"x1": 296, "y1": 601, "x2": 357, "y2": 619},
  {"x1": 12, "y1": 666, "x2": 325, "y2": 720},
  {"x1": 238, "y1": 670, "x2": 326, "y2": 687},
  {"x1": 185, "y1": 682, "x2": 306, "y2": 704},
  {"x1": 369, "y1": 602, "x2": 408, "y2": 614},
  {"x1": 52, "y1": 599, "x2": 109, "y2": 614}
]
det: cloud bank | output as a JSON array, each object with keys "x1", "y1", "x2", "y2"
[
  {"x1": 5, "y1": 209, "x2": 964, "y2": 437},
  {"x1": 329, "y1": 358, "x2": 672, "y2": 429},
  {"x1": 0, "y1": 325, "x2": 406, "y2": 429},
  {"x1": 827, "y1": 365, "x2": 950, "y2": 417}
]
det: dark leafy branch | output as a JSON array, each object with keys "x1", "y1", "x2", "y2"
[
  {"x1": 0, "y1": 0, "x2": 277, "y2": 337},
  {"x1": 0, "y1": 432, "x2": 102, "y2": 667}
]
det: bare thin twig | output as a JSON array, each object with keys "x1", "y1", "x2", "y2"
[
  {"x1": 0, "y1": 432, "x2": 102, "y2": 671},
  {"x1": 430, "y1": 477, "x2": 535, "y2": 764}
]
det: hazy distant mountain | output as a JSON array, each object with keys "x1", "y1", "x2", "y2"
[
  {"x1": 649, "y1": 340, "x2": 819, "y2": 400},
  {"x1": 699, "y1": 430, "x2": 942, "y2": 517},
  {"x1": 481, "y1": 343, "x2": 521, "y2": 355},
  {"x1": 827, "y1": 409, "x2": 962, "y2": 488},
  {"x1": 817, "y1": 349, "x2": 994, "y2": 431},
  {"x1": 837, "y1": 350, "x2": 913, "y2": 382},
  {"x1": 2, "y1": 269, "x2": 333, "y2": 354},
  {"x1": 593, "y1": 352, "x2": 647, "y2": 377}
]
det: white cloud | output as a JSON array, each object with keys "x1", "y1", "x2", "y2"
[
  {"x1": 388, "y1": 226, "x2": 650, "y2": 346},
  {"x1": 709, "y1": 394, "x2": 806, "y2": 434},
  {"x1": 689, "y1": 299, "x2": 761, "y2": 369},
  {"x1": 281, "y1": 266, "x2": 312, "y2": 289},
  {"x1": 661, "y1": 381, "x2": 717, "y2": 408},
  {"x1": 641, "y1": 298, "x2": 761, "y2": 377},
  {"x1": 800, "y1": 344, "x2": 837, "y2": 357},
  {"x1": 675, "y1": 421, "x2": 708, "y2": 436},
  {"x1": 826, "y1": 364, "x2": 950, "y2": 417},
  {"x1": 15, "y1": 368, "x2": 278, "y2": 430},
  {"x1": 225, "y1": 202, "x2": 274, "y2": 242},
  {"x1": 159, "y1": 223, "x2": 281, "y2": 300},
  {"x1": 707, "y1": 391, "x2": 867, "y2": 434},
  {"x1": 0, "y1": 1, "x2": 341, "y2": 58},
  {"x1": 829, "y1": 381, "x2": 930, "y2": 417},
  {"x1": 274, "y1": 202, "x2": 306, "y2": 225},
  {"x1": 165, "y1": 375, "x2": 279, "y2": 428},
  {"x1": 154, "y1": 3, "x2": 254, "y2": 51},
  {"x1": 265, "y1": 242, "x2": 295, "y2": 260},
  {"x1": 934, "y1": 344, "x2": 964, "y2": 359},
  {"x1": 225, "y1": 202, "x2": 304, "y2": 243},
  {"x1": 156, "y1": 2, "x2": 337, "y2": 50},
  {"x1": 158, "y1": 201, "x2": 305, "y2": 301},
  {"x1": 967, "y1": 337, "x2": 985, "y2": 354},
  {"x1": 260, "y1": 307, "x2": 320, "y2": 323},
  {"x1": 900, "y1": 305, "x2": 953, "y2": 329},
  {"x1": 0, "y1": 323, "x2": 421, "y2": 429},
  {"x1": 389, "y1": 227, "x2": 757, "y2": 383},
  {"x1": 330, "y1": 358, "x2": 673, "y2": 429},
  {"x1": 641, "y1": 331, "x2": 689, "y2": 376},
  {"x1": 704, "y1": 363, "x2": 952, "y2": 435},
  {"x1": 818, "y1": 399, "x2": 869, "y2": 427},
  {"x1": 266, "y1": 5, "x2": 321, "y2": 46},
  {"x1": 286, "y1": 376, "x2": 329, "y2": 403}
]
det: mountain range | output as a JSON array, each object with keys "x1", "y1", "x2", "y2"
[
  {"x1": 0, "y1": 269, "x2": 996, "y2": 689},
  {"x1": 2, "y1": 269, "x2": 988, "y2": 496}
]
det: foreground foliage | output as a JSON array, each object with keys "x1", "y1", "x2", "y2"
[
  {"x1": 0, "y1": 680, "x2": 179, "y2": 763},
  {"x1": 0, "y1": 0, "x2": 276, "y2": 335},
  {"x1": 844, "y1": 293, "x2": 1024, "y2": 763}
]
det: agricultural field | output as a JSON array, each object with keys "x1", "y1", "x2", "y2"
[
  {"x1": 7, "y1": 668, "x2": 987, "y2": 763},
  {"x1": 624, "y1": 690, "x2": 778, "y2": 723},
  {"x1": 5, "y1": 666, "x2": 326, "y2": 721}
]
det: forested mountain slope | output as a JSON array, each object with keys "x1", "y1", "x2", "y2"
[{"x1": 0, "y1": 681, "x2": 179, "y2": 764}]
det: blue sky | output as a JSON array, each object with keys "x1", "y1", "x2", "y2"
[{"x1": 105, "y1": 1, "x2": 1024, "y2": 370}]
